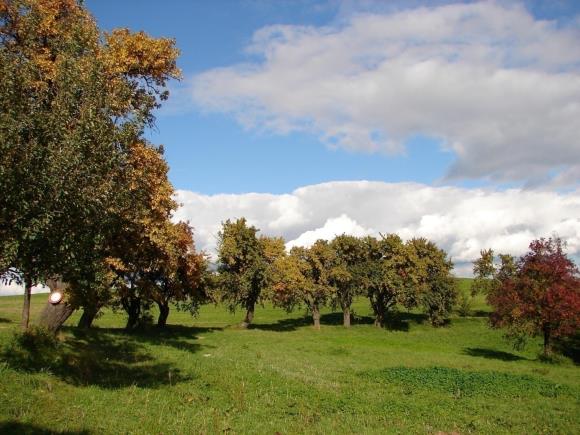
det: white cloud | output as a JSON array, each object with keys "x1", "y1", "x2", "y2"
[
  {"x1": 173, "y1": 181, "x2": 580, "y2": 276},
  {"x1": 0, "y1": 282, "x2": 49, "y2": 297},
  {"x1": 285, "y1": 214, "x2": 373, "y2": 249},
  {"x1": 192, "y1": 2, "x2": 580, "y2": 184}
]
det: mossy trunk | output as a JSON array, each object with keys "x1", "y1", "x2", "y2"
[
  {"x1": 21, "y1": 274, "x2": 32, "y2": 331},
  {"x1": 38, "y1": 299, "x2": 75, "y2": 333},
  {"x1": 157, "y1": 301, "x2": 170, "y2": 328},
  {"x1": 343, "y1": 305, "x2": 351, "y2": 328},
  {"x1": 240, "y1": 302, "x2": 255, "y2": 329},
  {"x1": 312, "y1": 304, "x2": 321, "y2": 330}
]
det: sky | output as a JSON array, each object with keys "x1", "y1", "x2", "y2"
[{"x1": 3, "y1": 0, "x2": 580, "y2": 294}]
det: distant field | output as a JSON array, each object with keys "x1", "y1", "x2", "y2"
[{"x1": 1, "y1": 279, "x2": 578, "y2": 434}]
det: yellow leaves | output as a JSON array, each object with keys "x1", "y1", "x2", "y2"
[
  {"x1": 126, "y1": 141, "x2": 176, "y2": 219},
  {"x1": 102, "y1": 28, "x2": 181, "y2": 83},
  {"x1": 1, "y1": 0, "x2": 100, "y2": 90},
  {"x1": 260, "y1": 236, "x2": 286, "y2": 264}
]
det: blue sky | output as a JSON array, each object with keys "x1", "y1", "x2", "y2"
[
  {"x1": 84, "y1": 0, "x2": 579, "y2": 270},
  {"x1": 83, "y1": 0, "x2": 519, "y2": 194}
]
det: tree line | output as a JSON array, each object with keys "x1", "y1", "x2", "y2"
[{"x1": 217, "y1": 218, "x2": 455, "y2": 330}]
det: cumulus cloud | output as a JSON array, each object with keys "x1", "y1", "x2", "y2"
[
  {"x1": 192, "y1": 1, "x2": 580, "y2": 184},
  {"x1": 286, "y1": 214, "x2": 373, "y2": 249},
  {"x1": 174, "y1": 181, "x2": 580, "y2": 276}
]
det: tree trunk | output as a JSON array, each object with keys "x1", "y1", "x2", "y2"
[
  {"x1": 21, "y1": 274, "x2": 32, "y2": 331},
  {"x1": 124, "y1": 297, "x2": 141, "y2": 330},
  {"x1": 240, "y1": 302, "x2": 255, "y2": 329},
  {"x1": 312, "y1": 304, "x2": 321, "y2": 330},
  {"x1": 38, "y1": 299, "x2": 75, "y2": 333},
  {"x1": 157, "y1": 301, "x2": 170, "y2": 328},
  {"x1": 374, "y1": 314, "x2": 383, "y2": 327},
  {"x1": 543, "y1": 325, "x2": 552, "y2": 356},
  {"x1": 77, "y1": 306, "x2": 99, "y2": 329},
  {"x1": 343, "y1": 305, "x2": 351, "y2": 328}
]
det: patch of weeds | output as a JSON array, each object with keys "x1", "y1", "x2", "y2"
[
  {"x1": 0, "y1": 326, "x2": 62, "y2": 371},
  {"x1": 538, "y1": 352, "x2": 566, "y2": 365},
  {"x1": 360, "y1": 366, "x2": 577, "y2": 399},
  {"x1": 456, "y1": 290, "x2": 473, "y2": 317}
]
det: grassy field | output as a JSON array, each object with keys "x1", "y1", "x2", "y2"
[{"x1": 0, "y1": 280, "x2": 578, "y2": 434}]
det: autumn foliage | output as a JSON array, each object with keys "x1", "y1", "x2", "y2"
[{"x1": 485, "y1": 237, "x2": 580, "y2": 355}]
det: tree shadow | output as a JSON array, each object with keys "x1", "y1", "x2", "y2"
[
  {"x1": 0, "y1": 421, "x2": 91, "y2": 434},
  {"x1": 125, "y1": 324, "x2": 221, "y2": 355},
  {"x1": 3, "y1": 326, "x2": 208, "y2": 389},
  {"x1": 554, "y1": 334, "x2": 580, "y2": 364},
  {"x1": 383, "y1": 312, "x2": 428, "y2": 332},
  {"x1": 53, "y1": 329, "x2": 195, "y2": 388},
  {"x1": 464, "y1": 347, "x2": 527, "y2": 361},
  {"x1": 320, "y1": 312, "x2": 375, "y2": 326},
  {"x1": 251, "y1": 316, "x2": 312, "y2": 332},
  {"x1": 0, "y1": 317, "x2": 12, "y2": 323},
  {"x1": 472, "y1": 310, "x2": 490, "y2": 318},
  {"x1": 251, "y1": 311, "x2": 377, "y2": 332}
]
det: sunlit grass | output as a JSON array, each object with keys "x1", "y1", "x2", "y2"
[{"x1": 0, "y1": 281, "x2": 578, "y2": 434}]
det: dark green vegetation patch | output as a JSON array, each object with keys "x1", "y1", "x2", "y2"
[{"x1": 361, "y1": 366, "x2": 577, "y2": 399}]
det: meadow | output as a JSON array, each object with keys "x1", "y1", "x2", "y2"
[{"x1": 0, "y1": 280, "x2": 578, "y2": 434}]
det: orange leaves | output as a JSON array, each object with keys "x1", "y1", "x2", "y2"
[
  {"x1": 1, "y1": 0, "x2": 99, "y2": 87},
  {"x1": 103, "y1": 28, "x2": 181, "y2": 84},
  {"x1": 126, "y1": 141, "x2": 176, "y2": 220}
]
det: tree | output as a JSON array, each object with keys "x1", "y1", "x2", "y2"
[
  {"x1": 486, "y1": 237, "x2": 580, "y2": 356},
  {"x1": 0, "y1": 0, "x2": 180, "y2": 330},
  {"x1": 330, "y1": 234, "x2": 364, "y2": 327},
  {"x1": 472, "y1": 249, "x2": 516, "y2": 296},
  {"x1": 360, "y1": 235, "x2": 421, "y2": 327},
  {"x1": 269, "y1": 241, "x2": 336, "y2": 329},
  {"x1": 216, "y1": 218, "x2": 268, "y2": 328},
  {"x1": 147, "y1": 222, "x2": 208, "y2": 328},
  {"x1": 408, "y1": 238, "x2": 456, "y2": 326}
]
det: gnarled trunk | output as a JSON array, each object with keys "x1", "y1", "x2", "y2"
[
  {"x1": 38, "y1": 299, "x2": 75, "y2": 333},
  {"x1": 21, "y1": 274, "x2": 32, "y2": 330},
  {"x1": 77, "y1": 306, "x2": 99, "y2": 329},
  {"x1": 156, "y1": 301, "x2": 170, "y2": 328},
  {"x1": 343, "y1": 305, "x2": 351, "y2": 328},
  {"x1": 240, "y1": 302, "x2": 255, "y2": 329},
  {"x1": 312, "y1": 303, "x2": 321, "y2": 330}
]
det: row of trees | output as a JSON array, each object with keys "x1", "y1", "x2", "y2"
[
  {"x1": 216, "y1": 218, "x2": 456, "y2": 330},
  {"x1": 0, "y1": 0, "x2": 208, "y2": 332}
]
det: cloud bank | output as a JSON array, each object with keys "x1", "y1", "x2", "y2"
[
  {"x1": 192, "y1": 2, "x2": 580, "y2": 185},
  {"x1": 174, "y1": 181, "x2": 580, "y2": 276}
]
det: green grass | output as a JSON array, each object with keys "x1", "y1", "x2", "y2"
[{"x1": 0, "y1": 284, "x2": 578, "y2": 434}]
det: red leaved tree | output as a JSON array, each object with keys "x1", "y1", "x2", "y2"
[{"x1": 487, "y1": 237, "x2": 580, "y2": 356}]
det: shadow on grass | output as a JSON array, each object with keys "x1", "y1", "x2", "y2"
[
  {"x1": 383, "y1": 312, "x2": 428, "y2": 332},
  {"x1": 250, "y1": 315, "x2": 312, "y2": 331},
  {"x1": 554, "y1": 333, "x2": 580, "y2": 365},
  {"x1": 0, "y1": 421, "x2": 90, "y2": 434},
  {"x1": 472, "y1": 310, "x2": 491, "y2": 318},
  {"x1": 123, "y1": 324, "x2": 221, "y2": 355},
  {"x1": 3, "y1": 324, "x2": 221, "y2": 389},
  {"x1": 251, "y1": 311, "x2": 377, "y2": 332},
  {"x1": 464, "y1": 347, "x2": 527, "y2": 361},
  {"x1": 0, "y1": 317, "x2": 12, "y2": 323}
]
